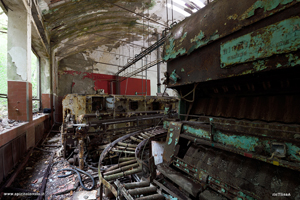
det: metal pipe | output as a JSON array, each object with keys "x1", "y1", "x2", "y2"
[
  {"x1": 128, "y1": 186, "x2": 157, "y2": 196},
  {"x1": 145, "y1": 56, "x2": 148, "y2": 95},
  {"x1": 157, "y1": 34, "x2": 161, "y2": 93},
  {"x1": 118, "y1": 142, "x2": 137, "y2": 148},
  {"x1": 116, "y1": 37, "x2": 166, "y2": 75},
  {"x1": 142, "y1": 58, "x2": 144, "y2": 96},
  {"x1": 119, "y1": 157, "x2": 136, "y2": 162},
  {"x1": 116, "y1": 146, "x2": 136, "y2": 151},
  {"x1": 130, "y1": 136, "x2": 143, "y2": 143},
  {"x1": 124, "y1": 181, "x2": 150, "y2": 189},
  {"x1": 104, "y1": 159, "x2": 137, "y2": 172},
  {"x1": 144, "y1": 132, "x2": 153, "y2": 137},
  {"x1": 79, "y1": 138, "x2": 84, "y2": 170},
  {"x1": 140, "y1": 133, "x2": 150, "y2": 139},
  {"x1": 112, "y1": 149, "x2": 136, "y2": 154},
  {"x1": 104, "y1": 163, "x2": 139, "y2": 176},
  {"x1": 136, "y1": 194, "x2": 165, "y2": 200},
  {"x1": 104, "y1": 166, "x2": 142, "y2": 181}
]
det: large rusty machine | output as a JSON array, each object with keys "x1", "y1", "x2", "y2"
[
  {"x1": 97, "y1": 0, "x2": 300, "y2": 200},
  {"x1": 61, "y1": 94, "x2": 179, "y2": 169}
]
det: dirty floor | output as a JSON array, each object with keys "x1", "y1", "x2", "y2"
[{"x1": 1, "y1": 124, "x2": 105, "y2": 200}]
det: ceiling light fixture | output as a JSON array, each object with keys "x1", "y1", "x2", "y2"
[{"x1": 167, "y1": 3, "x2": 191, "y2": 17}]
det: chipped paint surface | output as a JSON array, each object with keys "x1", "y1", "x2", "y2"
[
  {"x1": 188, "y1": 30, "x2": 219, "y2": 55},
  {"x1": 240, "y1": 0, "x2": 295, "y2": 20},
  {"x1": 163, "y1": 37, "x2": 186, "y2": 61},
  {"x1": 221, "y1": 17, "x2": 300, "y2": 68},
  {"x1": 163, "y1": 0, "x2": 297, "y2": 62},
  {"x1": 214, "y1": 130, "x2": 259, "y2": 152},
  {"x1": 8, "y1": 47, "x2": 28, "y2": 81},
  {"x1": 164, "y1": 120, "x2": 300, "y2": 164},
  {"x1": 183, "y1": 125, "x2": 210, "y2": 139}
]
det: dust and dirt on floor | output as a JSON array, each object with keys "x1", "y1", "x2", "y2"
[{"x1": 1, "y1": 123, "x2": 108, "y2": 200}]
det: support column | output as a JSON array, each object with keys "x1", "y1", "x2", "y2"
[
  {"x1": 41, "y1": 57, "x2": 51, "y2": 110},
  {"x1": 7, "y1": 4, "x2": 32, "y2": 122}
]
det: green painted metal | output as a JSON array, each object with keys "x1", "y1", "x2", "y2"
[
  {"x1": 220, "y1": 17, "x2": 300, "y2": 68},
  {"x1": 182, "y1": 125, "x2": 210, "y2": 140},
  {"x1": 169, "y1": 70, "x2": 179, "y2": 84},
  {"x1": 187, "y1": 30, "x2": 219, "y2": 55},
  {"x1": 214, "y1": 130, "x2": 260, "y2": 152},
  {"x1": 163, "y1": 122, "x2": 182, "y2": 163},
  {"x1": 164, "y1": 120, "x2": 300, "y2": 164},
  {"x1": 163, "y1": 38, "x2": 186, "y2": 61},
  {"x1": 240, "y1": 0, "x2": 295, "y2": 20}
]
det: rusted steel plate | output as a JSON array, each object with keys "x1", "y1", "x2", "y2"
[
  {"x1": 163, "y1": 122, "x2": 182, "y2": 163},
  {"x1": 192, "y1": 94, "x2": 300, "y2": 123},
  {"x1": 182, "y1": 144, "x2": 300, "y2": 199},
  {"x1": 163, "y1": 0, "x2": 299, "y2": 62},
  {"x1": 221, "y1": 17, "x2": 300, "y2": 68},
  {"x1": 166, "y1": 3, "x2": 300, "y2": 87}
]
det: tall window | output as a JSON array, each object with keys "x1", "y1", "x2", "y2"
[
  {"x1": 0, "y1": 8, "x2": 7, "y2": 119},
  {"x1": 31, "y1": 51, "x2": 40, "y2": 113}
]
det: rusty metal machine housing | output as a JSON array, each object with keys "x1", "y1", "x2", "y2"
[
  {"x1": 158, "y1": 0, "x2": 300, "y2": 199},
  {"x1": 61, "y1": 94, "x2": 179, "y2": 168}
]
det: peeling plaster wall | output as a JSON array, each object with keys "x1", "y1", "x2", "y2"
[
  {"x1": 57, "y1": 52, "x2": 151, "y2": 96},
  {"x1": 7, "y1": 7, "x2": 31, "y2": 82},
  {"x1": 57, "y1": 44, "x2": 177, "y2": 97},
  {"x1": 41, "y1": 57, "x2": 51, "y2": 94}
]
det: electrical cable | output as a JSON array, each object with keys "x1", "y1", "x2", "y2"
[{"x1": 57, "y1": 167, "x2": 95, "y2": 191}]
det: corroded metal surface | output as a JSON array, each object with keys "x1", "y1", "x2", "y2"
[
  {"x1": 163, "y1": 122, "x2": 182, "y2": 163},
  {"x1": 183, "y1": 144, "x2": 300, "y2": 199},
  {"x1": 163, "y1": 0, "x2": 299, "y2": 62},
  {"x1": 220, "y1": 17, "x2": 300, "y2": 68},
  {"x1": 164, "y1": 2, "x2": 300, "y2": 87},
  {"x1": 98, "y1": 127, "x2": 168, "y2": 199},
  {"x1": 61, "y1": 93, "x2": 179, "y2": 170},
  {"x1": 164, "y1": 118, "x2": 300, "y2": 171}
]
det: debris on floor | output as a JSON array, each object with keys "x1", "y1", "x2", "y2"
[{"x1": 0, "y1": 123, "x2": 104, "y2": 200}]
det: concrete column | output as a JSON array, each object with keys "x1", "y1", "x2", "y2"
[
  {"x1": 7, "y1": 4, "x2": 32, "y2": 121},
  {"x1": 41, "y1": 57, "x2": 51, "y2": 109}
]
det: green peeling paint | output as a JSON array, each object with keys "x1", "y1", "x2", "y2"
[
  {"x1": 190, "y1": 31, "x2": 205, "y2": 43},
  {"x1": 241, "y1": 0, "x2": 294, "y2": 20},
  {"x1": 182, "y1": 125, "x2": 210, "y2": 139},
  {"x1": 286, "y1": 143, "x2": 300, "y2": 161},
  {"x1": 168, "y1": 137, "x2": 173, "y2": 145},
  {"x1": 163, "y1": 194, "x2": 178, "y2": 200},
  {"x1": 163, "y1": 37, "x2": 186, "y2": 60},
  {"x1": 253, "y1": 60, "x2": 267, "y2": 71},
  {"x1": 170, "y1": 70, "x2": 179, "y2": 83},
  {"x1": 214, "y1": 130, "x2": 259, "y2": 151},
  {"x1": 188, "y1": 30, "x2": 219, "y2": 55},
  {"x1": 287, "y1": 54, "x2": 300, "y2": 66},
  {"x1": 238, "y1": 191, "x2": 256, "y2": 200},
  {"x1": 163, "y1": 121, "x2": 170, "y2": 129},
  {"x1": 181, "y1": 68, "x2": 185, "y2": 72},
  {"x1": 180, "y1": 32, "x2": 187, "y2": 42},
  {"x1": 221, "y1": 17, "x2": 300, "y2": 68}
]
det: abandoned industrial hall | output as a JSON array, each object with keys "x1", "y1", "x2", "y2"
[{"x1": 0, "y1": 0, "x2": 300, "y2": 199}]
